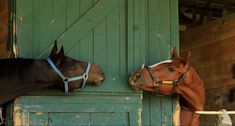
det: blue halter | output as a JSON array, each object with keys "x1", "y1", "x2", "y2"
[{"x1": 47, "y1": 57, "x2": 91, "y2": 93}]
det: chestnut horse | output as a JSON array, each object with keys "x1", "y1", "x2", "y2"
[
  {"x1": 129, "y1": 48, "x2": 205, "y2": 126},
  {"x1": 0, "y1": 42, "x2": 105, "y2": 105}
]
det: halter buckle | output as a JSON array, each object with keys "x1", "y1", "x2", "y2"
[{"x1": 63, "y1": 78, "x2": 69, "y2": 83}]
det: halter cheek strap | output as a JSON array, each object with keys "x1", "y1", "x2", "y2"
[
  {"x1": 47, "y1": 57, "x2": 91, "y2": 93},
  {"x1": 145, "y1": 66, "x2": 190, "y2": 94}
]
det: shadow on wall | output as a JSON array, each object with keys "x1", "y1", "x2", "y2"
[{"x1": 0, "y1": 0, "x2": 10, "y2": 58}]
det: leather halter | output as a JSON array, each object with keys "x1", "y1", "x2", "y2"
[
  {"x1": 145, "y1": 66, "x2": 189, "y2": 93},
  {"x1": 47, "y1": 57, "x2": 91, "y2": 93}
]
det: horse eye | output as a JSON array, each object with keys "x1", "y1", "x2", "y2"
[
  {"x1": 168, "y1": 66, "x2": 175, "y2": 72},
  {"x1": 134, "y1": 74, "x2": 141, "y2": 80}
]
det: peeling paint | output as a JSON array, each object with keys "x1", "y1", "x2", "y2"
[
  {"x1": 173, "y1": 96, "x2": 180, "y2": 126},
  {"x1": 125, "y1": 97, "x2": 130, "y2": 100},
  {"x1": 138, "y1": 110, "x2": 142, "y2": 126}
]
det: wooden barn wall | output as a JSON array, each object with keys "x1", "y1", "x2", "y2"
[
  {"x1": 180, "y1": 15, "x2": 235, "y2": 125},
  {"x1": 0, "y1": 0, "x2": 10, "y2": 58}
]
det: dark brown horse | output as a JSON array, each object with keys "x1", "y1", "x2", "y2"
[
  {"x1": 0, "y1": 42, "x2": 105, "y2": 105},
  {"x1": 129, "y1": 48, "x2": 205, "y2": 126}
]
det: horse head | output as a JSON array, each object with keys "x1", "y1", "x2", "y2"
[
  {"x1": 48, "y1": 42, "x2": 105, "y2": 92},
  {"x1": 129, "y1": 47, "x2": 205, "y2": 126},
  {"x1": 129, "y1": 47, "x2": 191, "y2": 95}
]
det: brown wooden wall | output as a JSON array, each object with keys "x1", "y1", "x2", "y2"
[
  {"x1": 180, "y1": 15, "x2": 235, "y2": 125},
  {"x1": 0, "y1": 0, "x2": 10, "y2": 58}
]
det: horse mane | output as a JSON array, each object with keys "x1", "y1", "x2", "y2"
[{"x1": 0, "y1": 58, "x2": 34, "y2": 80}]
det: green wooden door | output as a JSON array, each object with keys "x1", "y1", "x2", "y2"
[
  {"x1": 9, "y1": 0, "x2": 179, "y2": 125},
  {"x1": 10, "y1": 0, "x2": 142, "y2": 126},
  {"x1": 140, "y1": 0, "x2": 179, "y2": 125}
]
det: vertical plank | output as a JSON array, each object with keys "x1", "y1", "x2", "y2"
[
  {"x1": 127, "y1": 0, "x2": 134, "y2": 74},
  {"x1": 133, "y1": 0, "x2": 146, "y2": 69},
  {"x1": 170, "y1": 0, "x2": 179, "y2": 49},
  {"x1": 80, "y1": 0, "x2": 93, "y2": 16},
  {"x1": 66, "y1": 0, "x2": 79, "y2": 29},
  {"x1": 16, "y1": 0, "x2": 33, "y2": 58},
  {"x1": 150, "y1": 95, "x2": 162, "y2": 125},
  {"x1": 29, "y1": 112, "x2": 48, "y2": 126},
  {"x1": 119, "y1": 0, "x2": 127, "y2": 76},
  {"x1": 141, "y1": 92, "x2": 150, "y2": 126},
  {"x1": 159, "y1": 0, "x2": 171, "y2": 59},
  {"x1": 80, "y1": 32, "x2": 94, "y2": 62},
  {"x1": 32, "y1": 0, "x2": 53, "y2": 57},
  {"x1": 161, "y1": 96, "x2": 174, "y2": 125},
  {"x1": 66, "y1": 0, "x2": 81, "y2": 60},
  {"x1": 94, "y1": 19, "x2": 107, "y2": 73},
  {"x1": 129, "y1": 112, "x2": 142, "y2": 126},
  {"x1": 107, "y1": 7, "x2": 120, "y2": 76},
  {"x1": 148, "y1": 0, "x2": 160, "y2": 64},
  {"x1": 52, "y1": 0, "x2": 66, "y2": 40}
]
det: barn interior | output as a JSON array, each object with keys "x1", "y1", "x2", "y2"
[
  {"x1": 1, "y1": 0, "x2": 235, "y2": 125},
  {"x1": 179, "y1": 0, "x2": 235, "y2": 125}
]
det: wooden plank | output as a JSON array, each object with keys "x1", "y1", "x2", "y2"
[
  {"x1": 181, "y1": 16, "x2": 235, "y2": 51},
  {"x1": 133, "y1": 0, "x2": 145, "y2": 68},
  {"x1": 195, "y1": 60, "x2": 235, "y2": 90},
  {"x1": 129, "y1": 111, "x2": 142, "y2": 126},
  {"x1": 49, "y1": 113, "x2": 90, "y2": 126},
  {"x1": 148, "y1": 0, "x2": 161, "y2": 63},
  {"x1": 107, "y1": 5, "x2": 120, "y2": 76},
  {"x1": 182, "y1": 36, "x2": 235, "y2": 69},
  {"x1": 91, "y1": 113, "x2": 129, "y2": 125},
  {"x1": 14, "y1": 96, "x2": 141, "y2": 113},
  {"x1": 150, "y1": 94, "x2": 161, "y2": 125},
  {"x1": 141, "y1": 92, "x2": 150, "y2": 125},
  {"x1": 66, "y1": 0, "x2": 80, "y2": 28},
  {"x1": 94, "y1": 18, "x2": 107, "y2": 73},
  {"x1": 158, "y1": 0, "x2": 171, "y2": 60},
  {"x1": 36, "y1": 0, "x2": 121, "y2": 58},
  {"x1": 161, "y1": 96, "x2": 174, "y2": 125},
  {"x1": 80, "y1": 0, "x2": 93, "y2": 16},
  {"x1": 119, "y1": 0, "x2": 127, "y2": 76},
  {"x1": 29, "y1": 112, "x2": 48, "y2": 125},
  {"x1": 51, "y1": 0, "x2": 66, "y2": 40},
  {"x1": 80, "y1": 32, "x2": 94, "y2": 62},
  {"x1": 170, "y1": 0, "x2": 179, "y2": 49},
  {"x1": 16, "y1": 0, "x2": 33, "y2": 58},
  {"x1": 32, "y1": 0, "x2": 53, "y2": 57},
  {"x1": 127, "y1": 0, "x2": 134, "y2": 73}
]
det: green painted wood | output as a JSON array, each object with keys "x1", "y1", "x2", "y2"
[
  {"x1": 13, "y1": 93, "x2": 142, "y2": 126},
  {"x1": 16, "y1": 0, "x2": 33, "y2": 58},
  {"x1": 29, "y1": 112, "x2": 48, "y2": 126},
  {"x1": 12, "y1": 0, "x2": 179, "y2": 125},
  {"x1": 49, "y1": 113, "x2": 90, "y2": 126},
  {"x1": 140, "y1": 0, "x2": 179, "y2": 125},
  {"x1": 32, "y1": 0, "x2": 53, "y2": 58},
  {"x1": 91, "y1": 113, "x2": 129, "y2": 125}
]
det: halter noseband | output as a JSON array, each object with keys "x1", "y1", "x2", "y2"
[
  {"x1": 47, "y1": 57, "x2": 91, "y2": 93},
  {"x1": 145, "y1": 66, "x2": 189, "y2": 93}
]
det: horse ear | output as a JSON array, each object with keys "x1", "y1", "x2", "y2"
[
  {"x1": 54, "y1": 46, "x2": 64, "y2": 65},
  {"x1": 50, "y1": 41, "x2": 58, "y2": 57},
  {"x1": 57, "y1": 46, "x2": 64, "y2": 60},
  {"x1": 171, "y1": 47, "x2": 179, "y2": 60},
  {"x1": 182, "y1": 50, "x2": 191, "y2": 65}
]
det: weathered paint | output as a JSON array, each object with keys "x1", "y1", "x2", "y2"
[{"x1": 8, "y1": 0, "x2": 179, "y2": 125}]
